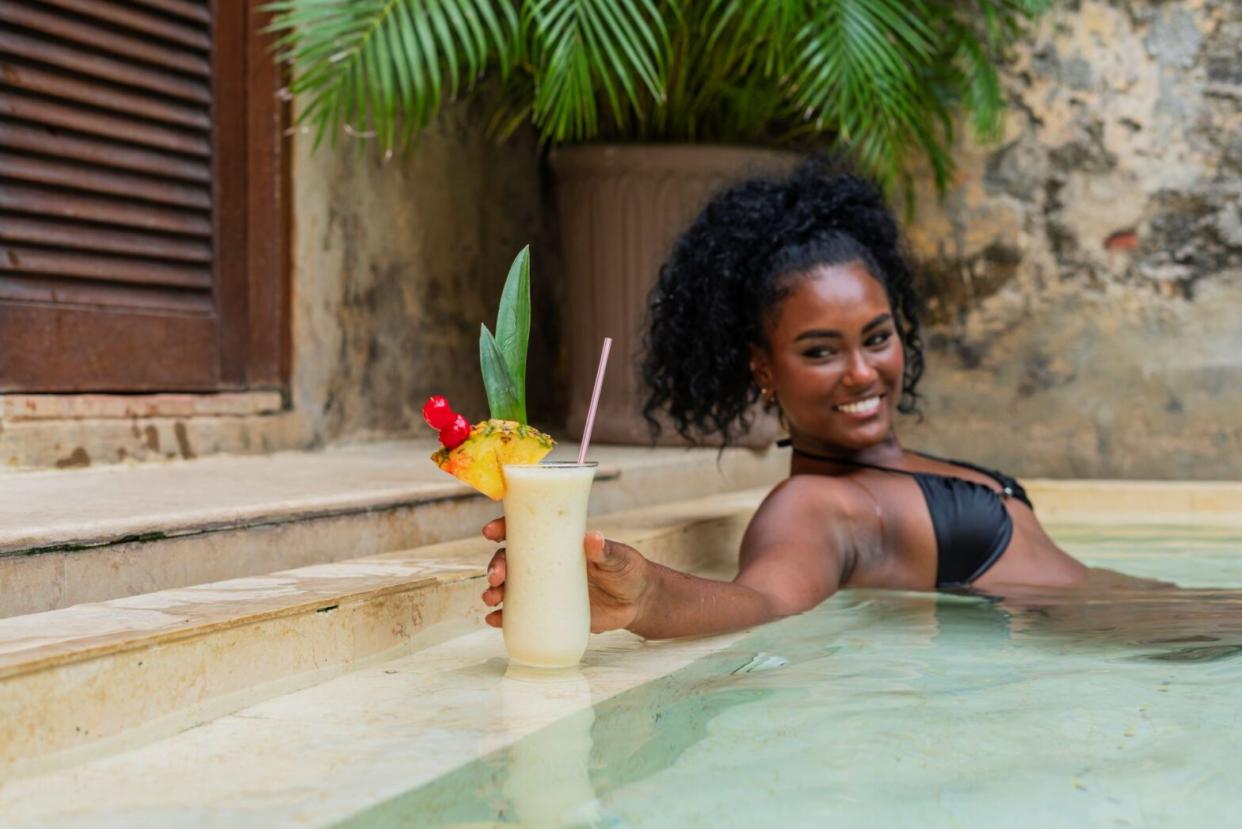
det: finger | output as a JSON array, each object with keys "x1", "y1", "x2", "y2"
[
  {"x1": 487, "y1": 549, "x2": 507, "y2": 587},
  {"x1": 481, "y1": 585, "x2": 505, "y2": 607},
  {"x1": 482, "y1": 517, "x2": 507, "y2": 542},
  {"x1": 584, "y1": 531, "x2": 607, "y2": 563},
  {"x1": 585, "y1": 532, "x2": 630, "y2": 573},
  {"x1": 485, "y1": 609, "x2": 503, "y2": 628}
]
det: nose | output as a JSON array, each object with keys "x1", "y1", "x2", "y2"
[{"x1": 843, "y1": 348, "x2": 878, "y2": 388}]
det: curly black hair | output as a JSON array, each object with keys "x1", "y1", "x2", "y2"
[{"x1": 641, "y1": 158, "x2": 925, "y2": 445}]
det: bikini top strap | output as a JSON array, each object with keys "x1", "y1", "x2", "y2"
[
  {"x1": 909, "y1": 450, "x2": 1012, "y2": 489},
  {"x1": 909, "y1": 449, "x2": 1029, "y2": 505},
  {"x1": 779, "y1": 440, "x2": 1030, "y2": 506}
]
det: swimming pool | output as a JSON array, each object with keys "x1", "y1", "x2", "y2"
[
  {"x1": 4, "y1": 521, "x2": 1240, "y2": 827},
  {"x1": 342, "y1": 523, "x2": 1242, "y2": 828}
]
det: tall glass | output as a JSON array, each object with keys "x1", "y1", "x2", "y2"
[{"x1": 500, "y1": 462, "x2": 597, "y2": 668}]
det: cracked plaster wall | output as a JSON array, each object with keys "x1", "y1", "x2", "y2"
[
  {"x1": 288, "y1": 0, "x2": 1238, "y2": 481},
  {"x1": 290, "y1": 100, "x2": 565, "y2": 446},
  {"x1": 901, "y1": 0, "x2": 1241, "y2": 479}
]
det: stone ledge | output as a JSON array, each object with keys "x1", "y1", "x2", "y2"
[
  {"x1": 0, "y1": 489, "x2": 763, "y2": 779},
  {"x1": 0, "y1": 618, "x2": 752, "y2": 828},
  {"x1": 0, "y1": 392, "x2": 284, "y2": 422},
  {"x1": 0, "y1": 622, "x2": 753, "y2": 828},
  {"x1": 0, "y1": 442, "x2": 786, "y2": 617},
  {"x1": 0, "y1": 408, "x2": 311, "y2": 471},
  {"x1": 1025, "y1": 478, "x2": 1242, "y2": 526},
  {"x1": 0, "y1": 441, "x2": 783, "y2": 556}
]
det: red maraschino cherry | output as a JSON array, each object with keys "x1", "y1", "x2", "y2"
[
  {"x1": 422, "y1": 395, "x2": 455, "y2": 431},
  {"x1": 439, "y1": 414, "x2": 472, "y2": 449}
]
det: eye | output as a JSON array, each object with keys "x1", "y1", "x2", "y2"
[
  {"x1": 865, "y1": 330, "x2": 893, "y2": 348},
  {"x1": 802, "y1": 346, "x2": 836, "y2": 359}
]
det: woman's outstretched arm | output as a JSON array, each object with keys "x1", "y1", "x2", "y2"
[
  {"x1": 628, "y1": 476, "x2": 862, "y2": 638},
  {"x1": 482, "y1": 476, "x2": 862, "y2": 640}
]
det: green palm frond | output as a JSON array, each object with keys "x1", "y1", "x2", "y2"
[
  {"x1": 953, "y1": 28, "x2": 1005, "y2": 141},
  {"x1": 482, "y1": 68, "x2": 537, "y2": 141},
  {"x1": 264, "y1": 0, "x2": 518, "y2": 149},
  {"x1": 525, "y1": 0, "x2": 669, "y2": 142},
  {"x1": 266, "y1": 0, "x2": 1051, "y2": 197},
  {"x1": 925, "y1": 0, "x2": 1054, "y2": 148},
  {"x1": 629, "y1": 0, "x2": 806, "y2": 144},
  {"x1": 788, "y1": 0, "x2": 938, "y2": 189},
  {"x1": 702, "y1": 0, "x2": 801, "y2": 76}
]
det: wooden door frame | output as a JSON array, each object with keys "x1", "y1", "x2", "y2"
[{"x1": 215, "y1": 1, "x2": 290, "y2": 391}]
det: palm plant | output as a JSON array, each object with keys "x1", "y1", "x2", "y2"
[{"x1": 266, "y1": 0, "x2": 1052, "y2": 192}]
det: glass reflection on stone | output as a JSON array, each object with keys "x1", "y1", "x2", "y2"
[{"x1": 496, "y1": 664, "x2": 603, "y2": 827}]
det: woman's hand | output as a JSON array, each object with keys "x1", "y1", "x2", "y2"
[{"x1": 481, "y1": 518, "x2": 651, "y2": 633}]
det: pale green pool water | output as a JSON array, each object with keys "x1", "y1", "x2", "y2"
[{"x1": 340, "y1": 525, "x2": 1242, "y2": 828}]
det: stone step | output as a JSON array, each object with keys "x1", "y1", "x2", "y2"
[
  {"x1": 0, "y1": 601, "x2": 755, "y2": 829},
  {"x1": 0, "y1": 440, "x2": 787, "y2": 617},
  {"x1": 0, "y1": 489, "x2": 765, "y2": 781}
]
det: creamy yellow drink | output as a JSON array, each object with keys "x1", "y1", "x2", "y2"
[{"x1": 500, "y1": 462, "x2": 597, "y2": 668}]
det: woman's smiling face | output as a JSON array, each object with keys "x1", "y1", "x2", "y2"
[{"x1": 752, "y1": 260, "x2": 904, "y2": 453}]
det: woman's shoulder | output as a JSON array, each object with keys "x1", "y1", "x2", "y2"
[{"x1": 759, "y1": 472, "x2": 877, "y2": 523}]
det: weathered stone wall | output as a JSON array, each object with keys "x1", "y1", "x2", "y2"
[
  {"x1": 288, "y1": 0, "x2": 1238, "y2": 481},
  {"x1": 290, "y1": 100, "x2": 566, "y2": 446},
  {"x1": 902, "y1": 0, "x2": 1241, "y2": 479}
]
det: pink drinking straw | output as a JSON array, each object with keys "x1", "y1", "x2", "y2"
[{"x1": 577, "y1": 337, "x2": 612, "y2": 464}]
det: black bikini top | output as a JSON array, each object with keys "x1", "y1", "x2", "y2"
[{"x1": 777, "y1": 439, "x2": 1032, "y2": 588}]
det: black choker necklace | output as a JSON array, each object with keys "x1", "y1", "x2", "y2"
[
  {"x1": 777, "y1": 437, "x2": 908, "y2": 473},
  {"x1": 777, "y1": 437, "x2": 863, "y2": 467}
]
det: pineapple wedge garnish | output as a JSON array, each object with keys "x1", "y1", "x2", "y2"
[{"x1": 432, "y1": 419, "x2": 555, "y2": 500}]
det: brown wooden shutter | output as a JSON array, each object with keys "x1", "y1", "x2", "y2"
[{"x1": 0, "y1": 0, "x2": 287, "y2": 392}]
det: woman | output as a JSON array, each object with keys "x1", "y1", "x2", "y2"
[{"x1": 481, "y1": 160, "x2": 1089, "y2": 640}]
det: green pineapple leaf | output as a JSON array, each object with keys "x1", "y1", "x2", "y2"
[
  {"x1": 480, "y1": 324, "x2": 523, "y2": 422},
  {"x1": 493, "y1": 246, "x2": 531, "y2": 423}
]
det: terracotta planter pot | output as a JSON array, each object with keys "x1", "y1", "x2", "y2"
[{"x1": 550, "y1": 144, "x2": 800, "y2": 446}]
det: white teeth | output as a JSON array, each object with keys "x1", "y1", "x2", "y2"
[{"x1": 837, "y1": 396, "x2": 881, "y2": 414}]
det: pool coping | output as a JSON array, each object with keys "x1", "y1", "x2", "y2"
[
  {"x1": 0, "y1": 489, "x2": 762, "y2": 780},
  {"x1": 1025, "y1": 478, "x2": 1242, "y2": 526}
]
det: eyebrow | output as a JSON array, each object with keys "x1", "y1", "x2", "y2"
[{"x1": 794, "y1": 313, "x2": 892, "y2": 342}]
